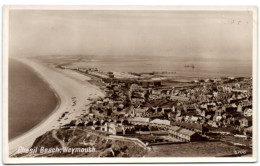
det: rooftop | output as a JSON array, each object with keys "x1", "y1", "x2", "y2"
[
  {"x1": 178, "y1": 128, "x2": 196, "y2": 136},
  {"x1": 150, "y1": 119, "x2": 171, "y2": 126}
]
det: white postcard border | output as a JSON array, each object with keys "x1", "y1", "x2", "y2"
[{"x1": 2, "y1": 5, "x2": 258, "y2": 164}]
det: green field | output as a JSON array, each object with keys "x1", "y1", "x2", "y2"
[{"x1": 146, "y1": 141, "x2": 252, "y2": 157}]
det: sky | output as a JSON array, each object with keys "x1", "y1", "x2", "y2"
[{"x1": 9, "y1": 10, "x2": 253, "y2": 61}]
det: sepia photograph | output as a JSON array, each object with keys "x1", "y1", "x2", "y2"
[{"x1": 2, "y1": 5, "x2": 258, "y2": 164}]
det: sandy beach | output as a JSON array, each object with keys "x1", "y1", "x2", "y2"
[{"x1": 9, "y1": 58, "x2": 104, "y2": 155}]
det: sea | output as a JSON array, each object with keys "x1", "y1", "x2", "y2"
[
  {"x1": 8, "y1": 58, "x2": 58, "y2": 141},
  {"x1": 75, "y1": 56, "x2": 253, "y2": 78}
]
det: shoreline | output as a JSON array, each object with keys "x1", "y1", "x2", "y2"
[
  {"x1": 8, "y1": 58, "x2": 61, "y2": 142},
  {"x1": 9, "y1": 57, "x2": 104, "y2": 155}
]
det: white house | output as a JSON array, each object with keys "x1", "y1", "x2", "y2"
[{"x1": 244, "y1": 108, "x2": 252, "y2": 117}]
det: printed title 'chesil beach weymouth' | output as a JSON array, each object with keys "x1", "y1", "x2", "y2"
[{"x1": 17, "y1": 146, "x2": 96, "y2": 154}]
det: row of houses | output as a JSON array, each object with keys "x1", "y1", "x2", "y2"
[
  {"x1": 66, "y1": 116, "x2": 204, "y2": 142},
  {"x1": 169, "y1": 126, "x2": 202, "y2": 142},
  {"x1": 128, "y1": 117, "x2": 203, "y2": 142}
]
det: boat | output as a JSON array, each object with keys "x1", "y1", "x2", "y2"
[{"x1": 184, "y1": 64, "x2": 195, "y2": 68}]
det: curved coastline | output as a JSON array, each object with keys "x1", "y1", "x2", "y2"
[
  {"x1": 9, "y1": 58, "x2": 61, "y2": 142},
  {"x1": 9, "y1": 58, "x2": 65, "y2": 155},
  {"x1": 9, "y1": 88, "x2": 61, "y2": 142},
  {"x1": 9, "y1": 57, "x2": 104, "y2": 155}
]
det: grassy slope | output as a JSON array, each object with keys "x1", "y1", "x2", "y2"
[
  {"x1": 146, "y1": 141, "x2": 252, "y2": 157},
  {"x1": 13, "y1": 128, "x2": 148, "y2": 157}
]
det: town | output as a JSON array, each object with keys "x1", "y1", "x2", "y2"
[{"x1": 59, "y1": 65, "x2": 253, "y2": 155}]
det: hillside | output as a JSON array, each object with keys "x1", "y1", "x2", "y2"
[{"x1": 12, "y1": 128, "x2": 148, "y2": 157}]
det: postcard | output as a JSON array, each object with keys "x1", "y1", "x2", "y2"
[{"x1": 2, "y1": 5, "x2": 258, "y2": 164}]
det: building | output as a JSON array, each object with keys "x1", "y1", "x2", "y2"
[
  {"x1": 131, "y1": 107, "x2": 149, "y2": 117},
  {"x1": 170, "y1": 127, "x2": 201, "y2": 142},
  {"x1": 149, "y1": 119, "x2": 171, "y2": 129},
  {"x1": 104, "y1": 121, "x2": 135, "y2": 135},
  {"x1": 237, "y1": 104, "x2": 243, "y2": 113},
  {"x1": 244, "y1": 108, "x2": 252, "y2": 117},
  {"x1": 130, "y1": 117, "x2": 150, "y2": 126},
  {"x1": 172, "y1": 121, "x2": 208, "y2": 133},
  {"x1": 131, "y1": 97, "x2": 145, "y2": 105},
  {"x1": 239, "y1": 117, "x2": 252, "y2": 128},
  {"x1": 170, "y1": 95, "x2": 190, "y2": 101},
  {"x1": 169, "y1": 126, "x2": 181, "y2": 137},
  {"x1": 107, "y1": 72, "x2": 114, "y2": 78}
]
